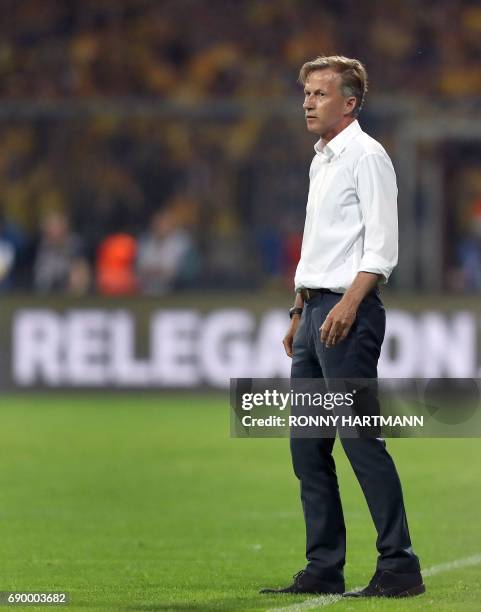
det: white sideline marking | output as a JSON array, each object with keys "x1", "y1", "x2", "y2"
[
  {"x1": 266, "y1": 552, "x2": 481, "y2": 612},
  {"x1": 267, "y1": 593, "x2": 342, "y2": 612},
  {"x1": 421, "y1": 553, "x2": 481, "y2": 577}
]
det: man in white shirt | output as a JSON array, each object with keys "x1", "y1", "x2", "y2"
[{"x1": 260, "y1": 56, "x2": 424, "y2": 599}]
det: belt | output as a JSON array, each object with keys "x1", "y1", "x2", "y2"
[{"x1": 298, "y1": 287, "x2": 337, "y2": 302}]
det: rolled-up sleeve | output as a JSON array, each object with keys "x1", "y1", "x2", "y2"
[{"x1": 355, "y1": 152, "x2": 398, "y2": 283}]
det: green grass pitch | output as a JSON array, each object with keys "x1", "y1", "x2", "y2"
[{"x1": 0, "y1": 393, "x2": 480, "y2": 611}]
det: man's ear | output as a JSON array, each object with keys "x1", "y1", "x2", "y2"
[{"x1": 344, "y1": 96, "x2": 357, "y2": 116}]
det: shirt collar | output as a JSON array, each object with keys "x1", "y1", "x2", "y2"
[{"x1": 314, "y1": 119, "x2": 362, "y2": 159}]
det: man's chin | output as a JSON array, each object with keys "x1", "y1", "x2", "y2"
[{"x1": 306, "y1": 124, "x2": 322, "y2": 135}]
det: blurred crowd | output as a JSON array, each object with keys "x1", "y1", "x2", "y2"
[
  {"x1": 0, "y1": 206, "x2": 198, "y2": 295},
  {"x1": 448, "y1": 160, "x2": 481, "y2": 292},
  {"x1": 0, "y1": 111, "x2": 310, "y2": 294},
  {"x1": 1, "y1": 0, "x2": 481, "y2": 101},
  {"x1": 0, "y1": 0, "x2": 481, "y2": 293}
]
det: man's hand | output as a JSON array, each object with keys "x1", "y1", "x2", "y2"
[
  {"x1": 320, "y1": 300, "x2": 357, "y2": 348},
  {"x1": 283, "y1": 316, "x2": 301, "y2": 358},
  {"x1": 320, "y1": 272, "x2": 381, "y2": 347}
]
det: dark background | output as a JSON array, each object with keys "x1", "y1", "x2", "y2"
[{"x1": 0, "y1": 0, "x2": 480, "y2": 295}]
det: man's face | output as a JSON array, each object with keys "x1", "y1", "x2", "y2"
[{"x1": 303, "y1": 69, "x2": 354, "y2": 138}]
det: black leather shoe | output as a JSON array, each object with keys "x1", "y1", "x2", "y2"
[
  {"x1": 260, "y1": 570, "x2": 344, "y2": 595},
  {"x1": 343, "y1": 569, "x2": 425, "y2": 598}
]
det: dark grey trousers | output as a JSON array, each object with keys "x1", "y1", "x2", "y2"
[{"x1": 290, "y1": 290, "x2": 420, "y2": 589}]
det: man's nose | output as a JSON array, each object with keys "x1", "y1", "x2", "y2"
[{"x1": 303, "y1": 96, "x2": 313, "y2": 109}]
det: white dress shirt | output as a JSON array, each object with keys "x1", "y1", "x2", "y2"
[{"x1": 294, "y1": 119, "x2": 398, "y2": 293}]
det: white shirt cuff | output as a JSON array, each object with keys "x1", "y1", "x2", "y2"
[{"x1": 358, "y1": 253, "x2": 396, "y2": 284}]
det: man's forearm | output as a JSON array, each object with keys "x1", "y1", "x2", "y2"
[
  {"x1": 294, "y1": 290, "x2": 304, "y2": 309},
  {"x1": 340, "y1": 271, "x2": 381, "y2": 310}
]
